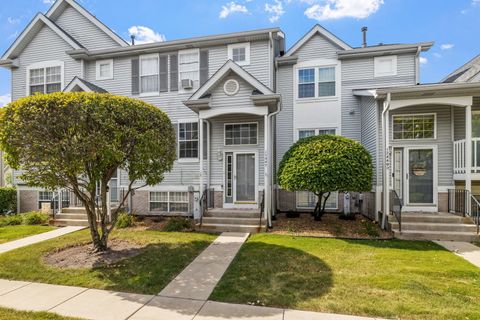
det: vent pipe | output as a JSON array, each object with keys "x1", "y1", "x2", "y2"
[
  {"x1": 361, "y1": 26, "x2": 368, "y2": 48},
  {"x1": 130, "y1": 35, "x2": 135, "y2": 46}
]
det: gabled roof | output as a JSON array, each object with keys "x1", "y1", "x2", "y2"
[
  {"x1": 285, "y1": 24, "x2": 352, "y2": 56},
  {"x1": 337, "y1": 42, "x2": 434, "y2": 59},
  {"x1": 64, "y1": 77, "x2": 108, "y2": 93},
  {"x1": 46, "y1": 0, "x2": 128, "y2": 47},
  {"x1": 1, "y1": 13, "x2": 83, "y2": 61},
  {"x1": 189, "y1": 60, "x2": 274, "y2": 101},
  {"x1": 442, "y1": 54, "x2": 480, "y2": 83}
]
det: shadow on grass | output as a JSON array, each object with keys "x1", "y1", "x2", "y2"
[
  {"x1": 338, "y1": 237, "x2": 450, "y2": 252},
  {"x1": 209, "y1": 241, "x2": 333, "y2": 310}
]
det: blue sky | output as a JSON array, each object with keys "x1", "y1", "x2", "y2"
[{"x1": 1, "y1": 0, "x2": 480, "y2": 106}]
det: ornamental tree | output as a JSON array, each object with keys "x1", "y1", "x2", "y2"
[
  {"x1": 0, "y1": 92, "x2": 176, "y2": 251},
  {"x1": 278, "y1": 135, "x2": 373, "y2": 221}
]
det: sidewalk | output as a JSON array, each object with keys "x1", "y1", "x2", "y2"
[
  {"x1": 0, "y1": 279, "x2": 384, "y2": 320},
  {"x1": 434, "y1": 241, "x2": 480, "y2": 268},
  {"x1": 0, "y1": 226, "x2": 85, "y2": 254}
]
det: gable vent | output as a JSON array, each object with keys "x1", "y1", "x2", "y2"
[{"x1": 224, "y1": 79, "x2": 240, "y2": 96}]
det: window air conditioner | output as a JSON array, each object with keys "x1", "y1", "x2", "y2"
[{"x1": 181, "y1": 79, "x2": 194, "y2": 89}]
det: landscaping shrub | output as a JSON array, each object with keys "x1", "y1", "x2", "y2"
[
  {"x1": 0, "y1": 214, "x2": 23, "y2": 227},
  {"x1": 115, "y1": 212, "x2": 136, "y2": 228},
  {"x1": 22, "y1": 211, "x2": 49, "y2": 225},
  {"x1": 162, "y1": 217, "x2": 193, "y2": 232},
  {"x1": 0, "y1": 187, "x2": 16, "y2": 215}
]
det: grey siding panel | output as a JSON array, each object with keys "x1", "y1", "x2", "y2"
[
  {"x1": 360, "y1": 96, "x2": 378, "y2": 186},
  {"x1": 275, "y1": 65, "x2": 293, "y2": 170},
  {"x1": 210, "y1": 74, "x2": 257, "y2": 108},
  {"x1": 295, "y1": 34, "x2": 340, "y2": 61},
  {"x1": 53, "y1": 5, "x2": 120, "y2": 49}
]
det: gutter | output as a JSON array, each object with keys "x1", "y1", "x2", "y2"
[
  {"x1": 415, "y1": 45, "x2": 421, "y2": 84},
  {"x1": 266, "y1": 96, "x2": 282, "y2": 228}
]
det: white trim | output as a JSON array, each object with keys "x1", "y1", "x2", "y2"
[
  {"x1": 374, "y1": 55, "x2": 398, "y2": 77},
  {"x1": 139, "y1": 53, "x2": 160, "y2": 96},
  {"x1": 95, "y1": 59, "x2": 113, "y2": 80},
  {"x1": 64, "y1": 77, "x2": 90, "y2": 92},
  {"x1": 199, "y1": 106, "x2": 268, "y2": 119},
  {"x1": 26, "y1": 60, "x2": 64, "y2": 96},
  {"x1": 148, "y1": 190, "x2": 190, "y2": 214},
  {"x1": 177, "y1": 119, "x2": 200, "y2": 163},
  {"x1": 391, "y1": 113, "x2": 437, "y2": 141},
  {"x1": 227, "y1": 42, "x2": 250, "y2": 66},
  {"x1": 293, "y1": 59, "x2": 340, "y2": 102},
  {"x1": 285, "y1": 24, "x2": 351, "y2": 56},
  {"x1": 223, "y1": 122, "x2": 259, "y2": 147},
  {"x1": 223, "y1": 79, "x2": 240, "y2": 96},
  {"x1": 178, "y1": 48, "x2": 200, "y2": 93},
  {"x1": 45, "y1": 0, "x2": 128, "y2": 47},
  {"x1": 390, "y1": 96, "x2": 474, "y2": 110},
  {"x1": 296, "y1": 127, "x2": 337, "y2": 141}
]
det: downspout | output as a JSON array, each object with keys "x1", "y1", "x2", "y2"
[
  {"x1": 204, "y1": 119, "x2": 211, "y2": 192},
  {"x1": 414, "y1": 46, "x2": 421, "y2": 84},
  {"x1": 266, "y1": 97, "x2": 282, "y2": 228},
  {"x1": 381, "y1": 92, "x2": 391, "y2": 229}
]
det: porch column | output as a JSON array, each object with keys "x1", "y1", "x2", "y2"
[
  {"x1": 199, "y1": 119, "x2": 204, "y2": 195},
  {"x1": 381, "y1": 103, "x2": 390, "y2": 228},
  {"x1": 465, "y1": 105, "x2": 472, "y2": 212},
  {"x1": 264, "y1": 114, "x2": 270, "y2": 221}
]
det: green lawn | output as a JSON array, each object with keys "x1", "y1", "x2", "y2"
[
  {"x1": 0, "y1": 225, "x2": 55, "y2": 244},
  {"x1": 0, "y1": 307, "x2": 78, "y2": 320},
  {"x1": 210, "y1": 234, "x2": 480, "y2": 320},
  {"x1": 0, "y1": 228, "x2": 216, "y2": 294}
]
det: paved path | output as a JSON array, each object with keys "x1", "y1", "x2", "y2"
[
  {"x1": 0, "y1": 279, "x2": 384, "y2": 320},
  {"x1": 434, "y1": 241, "x2": 480, "y2": 268},
  {"x1": 159, "y1": 232, "x2": 249, "y2": 300},
  {"x1": 0, "y1": 226, "x2": 85, "y2": 254}
]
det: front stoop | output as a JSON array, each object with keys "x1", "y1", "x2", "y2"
[
  {"x1": 389, "y1": 213, "x2": 479, "y2": 242},
  {"x1": 197, "y1": 208, "x2": 265, "y2": 233},
  {"x1": 50, "y1": 207, "x2": 93, "y2": 227}
]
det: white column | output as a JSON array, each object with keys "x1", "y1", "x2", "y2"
[
  {"x1": 382, "y1": 108, "x2": 390, "y2": 228},
  {"x1": 465, "y1": 105, "x2": 472, "y2": 213},
  {"x1": 199, "y1": 119, "x2": 204, "y2": 195},
  {"x1": 264, "y1": 114, "x2": 269, "y2": 221}
]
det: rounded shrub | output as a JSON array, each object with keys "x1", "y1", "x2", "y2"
[
  {"x1": 162, "y1": 217, "x2": 193, "y2": 232},
  {"x1": 22, "y1": 211, "x2": 49, "y2": 225},
  {"x1": 115, "y1": 211, "x2": 136, "y2": 229}
]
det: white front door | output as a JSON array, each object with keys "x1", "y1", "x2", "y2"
[
  {"x1": 224, "y1": 151, "x2": 258, "y2": 208},
  {"x1": 404, "y1": 147, "x2": 436, "y2": 207}
]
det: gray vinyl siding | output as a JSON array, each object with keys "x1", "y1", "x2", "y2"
[
  {"x1": 360, "y1": 96, "x2": 378, "y2": 186},
  {"x1": 11, "y1": 24, "x2": 81, "y2": 101},
  {"x1": 275, "y1": 64, "x2": 293, "y2": 170},
  {"x1": 294, "y1": 34, "x2": 340, "y2": 61},
  {"x1": 53, "y1": 5, "x2": 120, "y2": 50},
  {"x1": 453, "y1": 97, "x2": 480, "y2": 140}
]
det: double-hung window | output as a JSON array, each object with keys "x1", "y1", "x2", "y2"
[
  {"x1": 297, "y1": 66, "x2": 336, "y2": 99},
  {"x1": 298, "y1": 68, "x2": 315, "y2": 98},
  {"x1": 140, "y1": 55, "x2": 159, "y2": 94},
  {"x1": 178, "y1": 122, "x2": 199, "y2": 159},
  {"x1": 298, "y1": 128, "x2": 335, "y2": 140},
  {"x1": 96, "y1": 59, "x2": 113, "y2": 80},
  {"x1": 225, "y1": 123, "x2": 258, "y2": 145},
  {"x1": 179, "y1": 49, "x2": 199, "y2": 88},
  {"x1": 38, "y1": 191, "x2": 54, "y2": 209},
  {"x1": 28, "y1": 62, "x2": 63, "y2": 95},
  {"x1": 149, "y1": 191, "x2": 189, "y2": 213},
  {"x1": 227, "y1": 43, "x2": 250, "y2": 66},
  {"x1": 393, "y1": 114, "x2": 435, "y2": 140},
  {"x1": 318, "y1": 67, "x2": 335, "y2": 96}
]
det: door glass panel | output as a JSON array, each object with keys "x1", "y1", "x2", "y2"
[
  {"x1": 408, "y1": 149, "x2": 433, "y2": 204},
  {"x1": 393, "y1": 149, "x2": 403, "y2": 200},
  {"x1": 109, "y1": 170, "x2": 119, "y2": 203},
  {"x1": 236, "y1": 153, "x2": 255, "y2": 202}
]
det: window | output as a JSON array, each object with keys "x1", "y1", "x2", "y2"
[
  {"x1": 296, "y1": 191, "x2": 338, "y2": 210},
  {"x1": 179, "y1": 49, "x2": 199, "y2": 88},
  {"x1": 393, "y1": 114, "x2": 435, "y2": 140},
  {"x1": 178, "y1": 122, "x2": 199, "y2": 159},
  {"x1": 149, "y1": 191, "x2": 189, "y2": 213},
  {"x1": 374, "y1": 55, "x2": 397, "y2": 77},
  {"x1": 38, "y1": 191, "x2": 54, "y2": 209},
  {"x1": 318, "y1": 67, "x2": 335, "y2": 96},
  {"x1": 228, "y1": 43, "x2": 250, "y2": 65},
  {"x1": 96, "y1": 59, "x2": 113, "y2": 80},
  {"x1": 298, "y1": 128, "x2": 335, "y2": 140},
  {"x1": 298, "y1": 66, "x2": 336, "y2": 99},
  {"x1": 225, "y1": 123, "x2": 258, "y2": 145},
  {"x1": 28, "y1": 62, "x2": 63, "y2": 95},
  {"x1": 140, "y1": 55, "x2": 159, "y2": 94},
  {"x1": 298, "y1": 68, "x2": 315, "y2": 98}
]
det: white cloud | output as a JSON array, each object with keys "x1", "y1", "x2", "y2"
[
  {"x1": 128, "y1": 26, "x2": 166, "y2": 45},
  {"x1": 43, "y1": 0, "x2": 56, "y2": 4},
  {"x1": 440, "y1": 43, "x2": 454, "y2": 50},
  {"x1": 7, "y1": 17, "x2": 20, "y2": 25},
  {"x1": 433, "y1": 52, "x2": 442, "y2": 58},
  {"x1": 265, "y1": 0, "x2": 285, "y2": 23},
  {"x1": 304, "y1": 0, "x2": 384, "y2": 21},
  {"x1": 473, "y1": 0, "x2": 480, "y2": 6},
  {"x1": 419, "y1": 57, "x2": 428, "y2": 65},
  {"x1": 0, "y1": 94, "x2": 11, "y2": 107},
  {"x1": 219, "y1": 2, "x2": 249, "y2": 18}
]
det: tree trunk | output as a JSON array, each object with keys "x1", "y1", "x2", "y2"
[{"x1": 313, "y1": 192, "x2": 331, "y2": 221}]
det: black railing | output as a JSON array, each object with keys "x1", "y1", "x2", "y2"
[
  {"x1": 448, "y1": 188, "x2": 480, "y2": 235},
  {"x1": 259, "y1": 190, "x2": 265, "y2": 229},
  {"x1": 390, "y1": 190, "x2": 402, "y2": 232},
  {"x1": 199, "y1": 189, "x2": 208, "y2": 227},
  {"x1": 470, "y1": 195, "x2": 480, "y2": 235}
]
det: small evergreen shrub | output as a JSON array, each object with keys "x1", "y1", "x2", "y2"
[
  {"x1": 0, "y1": 187, "x2": 16, "y2": 214},
  {"x1": 22, "y1": 211, "x2": 49, "y2": 225},
  {"x1": 162, "y1": 217, "x2": 193, "y2": 232},
  {"x1": 116, "y1": 211, "x2": 136, "y2": 228}
]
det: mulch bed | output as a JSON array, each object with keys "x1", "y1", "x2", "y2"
[
  {"x1": 270, "y1": 212, "x2": 392, "y2": 239},
  {"x1": 43, "y1": 240, "x2": 145, "y2": 269}
]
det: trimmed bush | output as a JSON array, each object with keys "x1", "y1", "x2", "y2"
[
  {"x1": 0, "y1": 214, "x2": 23, "y2": 227},
  {"x1": 22, "y1": 212, "x2": 49, "y2": 225},
  {"x1": 115, "y1": 212, "x2": 136, "y2": 229},
  {"x1": 162, "y1": 217, "x2": 193, "y2": 232},
  {"x1": 0, "y1": 187, "x2": 16, "y2": 215}
]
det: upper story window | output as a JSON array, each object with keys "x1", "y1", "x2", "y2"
[
  {"x1": 298, "y1": 66, "x2": 336, "y2": 99},
  {"x1": 225, "y1": 123, "x2": 258, "y2": 145},
  {"x1": 96, "y1": 59, "x2": 113, "y2": 80},
  {"x1": 178, "y1": 122, "x2": 199, "y2": 160},
  {"x1": 298, "y1": 128, "x2": 336, "y2": 140},
  {"x1": 392, "y1": 114, "x2": 435, "y2": 140},
  {"x1": 179, "y1": 49, "x2": 199, "y2": 90},
  {"x1": 140, "y1": 54, "x2": 159, "y2": 94},
  {"x1": 27, "y1": 61, "x2": 63, "y2": 95},
  {"x1": 228, "y1": 42, "x2": 250, "y2": 66},
  {"x1": 374, "y1": 55, "x2": 397, "y2": 77}
]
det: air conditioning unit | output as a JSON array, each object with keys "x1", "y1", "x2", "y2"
[{"x1": 181, "y1": 79, "x2": 194, "y2": 89}]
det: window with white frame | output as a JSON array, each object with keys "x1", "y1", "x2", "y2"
[
  {"x1": 140, "y1": 55, "x2": 159, "y2": 94},
  {"x1": 298, "y1": 66, "x2": 336, "y2": 99},
  {"x1": 298, "y1": 128, "x2": 335, "y2": 140},
  {"x1": 96, "y1": 59, "x2": 113, "y2": 80},
  {"x1": 38, "y1": 191, "x2": 54, "y2": 209},
  {"x1": 179, "y1": 50, "x2": 199, "y2": 88},
  {"x1": 393, "y1": 114, "x2": 435, "y2": 140},
  {"x1": 374, "y1": 55, "x2": 397, "y2": 77},
  {"x1": 225, "y1": 123, "x2": 258, "y2": 145},
  {"x1": 29, "y1": 64, "x2": 62, "y2": 95},
  {"x1": 298, "y1": 68, "x2": 315, "y2": 98},
  {"x1": 318, "y1": 67, "x2": 335, "y2": 96},
  {"x1": 227, "y1": 43, "x2": 250, "y2": 65},
  {"x1": 149, "y1": 191, "x2": 189, "y2": 213},
  {"x1": 178, "y1": 122, "x2": 199, "y2": 159}
]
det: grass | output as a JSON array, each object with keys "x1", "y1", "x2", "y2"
[
  {"x1": 0, "y1": 307, "x2": 79, "y2": 320},
  {"x1": 210, "y1": 234, "x2": 480, "y2": 320},
  {"x1": 0, "y1": 228, "x2": 216, "y2": 294},
  {"x1": 0, "y1": 225, "x2": 55, "y2": 244}
]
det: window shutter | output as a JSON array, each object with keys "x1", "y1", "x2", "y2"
[
  {"x1": 159, "y1": 55, "x2": 168, "y2": 93},
  {"x1": 170, "y1": 54, "x2": 178, "y2": 91},
  {"x1": 131, "y1": 58, "x2": 140, "y2": 95},
  {"x1": 200, "y1": 50, "x2": 209, "y2": 86},
  {"x1": 173, "y1": 123, "x2": 179, "y2": 159}
]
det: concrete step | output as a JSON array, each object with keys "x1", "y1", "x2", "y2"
[
  {"x1": 204, "y1": 209, "x2": 260, "y2": 219},
  {"x1": 61, "y1": 207, "x2": 87, "y2": 214},
  {"x1": 390, "y1": 222, "x2": 478, "y2": 232},
  {"x1": 198, "y1": 223, "x2": 264, "y2": 233},
  {"x1": 394, "y1": 230, "x2": 478, "y2": 242},
  {"x1": 51, "y1": 219, "x2": 90, "y2": 227},
  {"x1": 55, "y1": 213, "x2": 87, "y2": 220},
  {"x1": 391, "y1": 214, "x2": 470, "y2": 224},
  {"x1": 201, "y1": 216, "x2": 262, "y2": 226}
]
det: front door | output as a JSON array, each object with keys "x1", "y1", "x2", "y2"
[
  {"x1": 406, "y1": 148, "x2": 435, "y2": 206},
  {"x1": 225, "y1": 152, "x2": 257, "y2": 208}
]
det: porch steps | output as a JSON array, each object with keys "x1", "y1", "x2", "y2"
[
  {"x1": 198, "y1": 209, "x2": 265, "y2": 233},
  {"x1": 389, "y1": 213, "x2": 479, "y2": 242},
  {"x1": 50, "y1": 207, "x2": 90, "y2": 227}
]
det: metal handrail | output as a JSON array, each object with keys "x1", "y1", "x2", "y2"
[
  {"x1": 199, "y1": 189, "x2": 208, "y2": 227},
  {"x1": 390, "y1": 190, "x2": 402, "y2": 232},
  {"x1": 447, "y1": 188, "x2": 480, "y2": 235},
  {"x1": 469, "y1": 192, "x2": 480, "y2": 235},
  {"x1": 259, "y1": 190, "x2": 265, "y2": 229}
]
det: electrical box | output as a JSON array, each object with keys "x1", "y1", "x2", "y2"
[
  {"x1": 343, "y1": 192, "x2": 351, "y2": 215},
  {"x1": 193, "y1": 191, "x2": 200, "y2": 219}
]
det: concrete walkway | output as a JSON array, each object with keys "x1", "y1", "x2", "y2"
[
  {"x1": 434, "y1": 241, "x2": 480, "y2": 268},
  {"x1": 0, "y1": 279, "x2": 384, "y2": 320},
  {"x1": 159, "y1": 232, "x2": 249, "y2": 300},
  {"x1": 0, "y1": 226, "x2": 85, "y2": 254}
]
